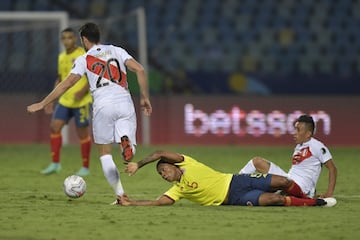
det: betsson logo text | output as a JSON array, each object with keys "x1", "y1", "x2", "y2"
[{"x1": 184, "y1": 104, "x2": 330, "y2": 137}]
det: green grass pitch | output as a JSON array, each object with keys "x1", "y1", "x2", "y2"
[{"x1": 0, "y1": 144, "x2": 359, "y2": 240}]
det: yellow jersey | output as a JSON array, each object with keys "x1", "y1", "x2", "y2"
[
  {"x1": 163, "y1": 155, "x2": 233, "y2": 206},
  {"x1": 58, "y1": 47, "x2": 92, "y2": 108}
]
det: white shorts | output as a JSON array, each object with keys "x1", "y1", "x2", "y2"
[
  {"x1": 92, "y1": 97, "x2": 137, "y2": 145},
  {"x1": 268, "y1": 162, "x2": 289, "y2": 178},
  {"x1": 269, "y1": 163, "x2": 313, "y2": 197}
]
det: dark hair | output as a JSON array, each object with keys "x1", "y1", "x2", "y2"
[
  {"x1": 78, "y1": 22, "x2": 100, "y2": 43},
  {"x1": 61, "y1": 27, "x2": 76, "y2": 34},
  {"x1": 296, "y1": 114, "x2": 315, "y2": 135},
  {"x1": 156, "y1": 158, "x2": 176, "y2": 169}
]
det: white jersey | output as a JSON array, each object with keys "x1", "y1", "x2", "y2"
[
  {"x1": 288, "y1": 137, "x2": 332, "y2": 197},
  {"x1": 70, "y1": 44, "x2": 137, "y2": 145},
  {"x1": 71, "y1": 44, "x2": 133, "y2": 108}
]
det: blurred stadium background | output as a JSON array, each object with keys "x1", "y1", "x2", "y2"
[{"x1": 0, "y1": 0, "x2": 359, "y2": 145}]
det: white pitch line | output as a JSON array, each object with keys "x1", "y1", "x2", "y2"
[{"x1": 332, "y1": 195, "x2": 360, "y2": 199}]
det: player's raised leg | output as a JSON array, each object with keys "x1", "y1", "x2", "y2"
[
  {"x1": 115, "y1": 114, "x2": 137, "y2": 162},
  {"x1": 239, "y1": 157, "x2": 271, "y2": 174},
  {"x1": 239, "y1": 157, "x2": 288, "y2": 177},
  {"x1": 120, "y1": 135, "x2": 134, "y2": 162}
]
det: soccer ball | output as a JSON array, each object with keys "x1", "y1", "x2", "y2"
[{"x1": 63, "y1": 175, "x2": 86, "y2": 198}]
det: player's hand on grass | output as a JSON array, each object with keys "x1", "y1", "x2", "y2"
[
  {"x1": 125, "y1": 162, "x2": 139, "y2": 176},
  {"x1": 27, "y1": 102, "x2": 44, "y2": 113},
  {"x1": 317, "y1": 193, "x2": 332, "y2": 198},
  {"x1": 119, "y1": 194, "x2": 131, "y2": 206}
]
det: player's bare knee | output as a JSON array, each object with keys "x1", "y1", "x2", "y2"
[
  {"x1": 252, "y1": 156, "x2": 263, "y2": 166},
  {"x1": 50, "y1": 123, "x2": 61, "y2": 133},
  {"x1": 252, "y1": 156, "x2": 270, "y2": 172}
]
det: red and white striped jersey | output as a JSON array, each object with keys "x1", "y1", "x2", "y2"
[
  {"x1": 288, "y1": 137, "x2": 332, "y2": 197},
  {"x1": 71, "y1": 44, "x2": 133, "y2": 107}
]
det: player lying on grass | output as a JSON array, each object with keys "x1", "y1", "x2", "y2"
[
  {"x1": 118, "y1": 150, "x2": 336, "y2": 207},
  {"x1": 239, "y1": 114, "x2": 337, "y2": 198}
]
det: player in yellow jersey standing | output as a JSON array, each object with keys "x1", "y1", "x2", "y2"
[{"x1": 41, "y1": 28, "x2": 92, "y2": 176}]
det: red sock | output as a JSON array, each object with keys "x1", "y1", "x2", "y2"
[
  {"x1": 286, "y1": 182, "x2": 308, "y2": 198},
  {"x1": 50, "y1": 133, "x2": 62, "y2": 163},
  {"x1": 80, "y1": 137, "x2": 91, "y2": 168},
  {"x1": 284, "y1": 196, "x2": 316, "y2": 206}
]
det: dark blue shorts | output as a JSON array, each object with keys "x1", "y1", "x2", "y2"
[
  {"x1": 227, "y1": 173, "x2": 272, "y2": 206},
  {"x1": 53, "y1": 103, "x2": 91, "y2": 128}
]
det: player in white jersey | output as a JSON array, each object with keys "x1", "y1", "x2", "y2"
[
  {"x1": 239, "y1": 115, "x2": 337, "y2": 198},
  {"x1": 27, "y1": 22, "x2": 152, "y2": 203}
]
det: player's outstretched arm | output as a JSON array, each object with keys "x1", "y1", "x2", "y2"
[
  {"x1": 74, "y1": 80, "x2": 90, "y2": 101},
  {"x1": 119, "y1": 194, "x2": 174, "y2": 206},
  {"x1": 27, "y1": 74, "x2": 81, "y2": 113},
  {"x1": 125, "y1": 150, "x2": 184, "y2": 176},
  {"x1": 44, "y1": 76, "x2": 61, "y2": 114}
]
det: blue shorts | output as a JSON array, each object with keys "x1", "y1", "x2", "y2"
[
  {"x1": 227, "y1": 173, "x2": 272, "y2": 206},
  {"x1": 53, "y1": 103, "x2": 91, "y2": 128}
]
